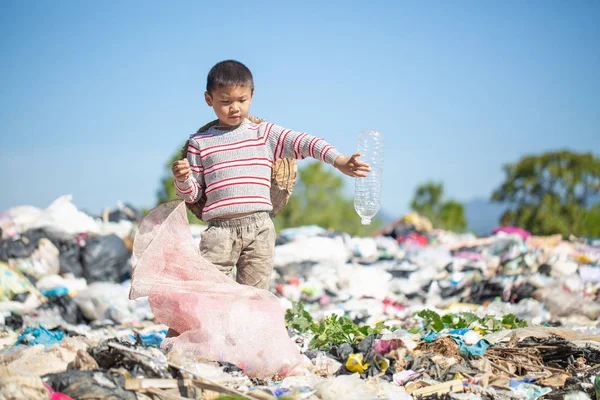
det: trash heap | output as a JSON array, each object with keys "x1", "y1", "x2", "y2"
[{"x1": 1, "y1": 196, "x2": 600, "y2": 399}]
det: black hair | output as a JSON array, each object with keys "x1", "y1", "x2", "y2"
[{"x1": 206, "y1": 60, "x2": 254, "y2": 94}]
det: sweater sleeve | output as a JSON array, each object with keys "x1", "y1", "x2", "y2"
[
  {"x1": 174, "y1": 138, "x2": 204, "y2": 203},
  {"x1": 264, "y1": 123, "x2": 342, "y2": 165}
]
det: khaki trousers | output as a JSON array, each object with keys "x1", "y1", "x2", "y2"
[{"x1": 200, "y1": 211, "x2": 275, "y2": 290}]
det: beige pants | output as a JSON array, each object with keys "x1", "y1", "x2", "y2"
[{"x1": 200, "y1": 211, "x2": 275, "y2": 290}]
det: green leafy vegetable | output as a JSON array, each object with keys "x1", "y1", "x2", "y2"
[
  {"x1": 285, "y1": 302, "x2": 396, "y2": 350},
  {"x1": 414, "y1": 309, "x2": 528, "y2": 333}
]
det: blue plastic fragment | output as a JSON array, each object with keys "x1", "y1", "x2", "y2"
[
  {"x1": 40, "y1": 287, "x2": 70, "y2": 298},
  {"x1": 15, "y1": 326, "x2": 64, "y2": 346},
  {"x1": 130, "y1": 329, "x2": 168, "y2": 347}
]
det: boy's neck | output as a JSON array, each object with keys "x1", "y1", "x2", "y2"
[{"x1": 215, "y1": 120, "x2": 244, "y2": 131}]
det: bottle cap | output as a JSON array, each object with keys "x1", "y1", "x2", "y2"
[{"x1": 361, "y1": 217, "x2": 371, "y2": 225}]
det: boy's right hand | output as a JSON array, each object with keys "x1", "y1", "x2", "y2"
[{"x1": 172, "y1": 159, "x2": 191, "y2": 182}]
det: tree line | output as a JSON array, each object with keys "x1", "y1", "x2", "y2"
[{"x1": 158, "y1": 150, "x2": 600, "y2": 237}]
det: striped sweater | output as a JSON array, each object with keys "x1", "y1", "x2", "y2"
[{"x1": 175, "y1": 119, "x2": 342, "y2": 221}]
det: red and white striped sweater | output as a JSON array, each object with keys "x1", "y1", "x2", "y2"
[{"x1": 175, "y1": 119, "x2": 341, "y2": 221}]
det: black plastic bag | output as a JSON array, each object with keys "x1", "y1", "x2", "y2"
[
  {"x1": 44, "y1": 370, "x2": 137, "y2": 400},
  {"x1": 1, "y1": 228, "x2": 85, "y2": 277},
  {"x1": 38, "y1": 295, "x2": 89, "y2": 325},
  {"x1": 40, "y1": 228, "x2": 85, "y2": 277},
  {"x1": 108, "y1": 203, "x2": 144, "y2": 223},
  {"x1": 0, "y1": 234, "x2": 39, "y2": 261},
  {"x1": 80, "y1": 235, "x2": 130, "y2": 283}
]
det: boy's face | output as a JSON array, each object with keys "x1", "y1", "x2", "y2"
[{"x1": 205, "y1": 85, "x2": 253, "y2": 127}]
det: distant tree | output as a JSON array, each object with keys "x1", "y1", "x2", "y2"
[
  {"x1": 275, "y1": 161, "x2": 382, "y2": 236},
  {"x1": 158, "y1": 150, "x2": 381, "y2": 235},
  {"x1": 410, "y1": 181, "x2": 467, "y2": 232},
  {"x1": 491, "y1": 150, "x2": 600, "y2": 236}
]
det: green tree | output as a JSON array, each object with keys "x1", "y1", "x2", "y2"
[
  {"x1": 410, "y1": 181, "x2": 467, "y2": 232},
  {"x1": 157, "y1": 151, "x2": 381, "y2": 235},
  {"x1": 491, "y1": 150, "x2": 600, "y2": 236},
  {"x1": 275, "y1": 161, "x2": 381, "y2": 236}
]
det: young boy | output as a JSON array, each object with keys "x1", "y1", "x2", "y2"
[{"x1": 172, "y1": 60, "x2": 370, "y2": 290}]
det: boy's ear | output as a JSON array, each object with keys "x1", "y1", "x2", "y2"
[{"x1": 204, "y1": 92, "x2": 213, "y2": 107}]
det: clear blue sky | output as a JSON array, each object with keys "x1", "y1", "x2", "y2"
[{"x1": 1, "y1": 0, "x2": 599, "y2": 218}]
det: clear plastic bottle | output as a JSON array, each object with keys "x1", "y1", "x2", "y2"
[{"x1": 354, "y1": 130, "x2": 384, "y2": 225}]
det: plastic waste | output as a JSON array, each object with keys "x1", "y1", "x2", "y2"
[
  {"x1": 579, "y1": 265, "x2": 600, "y2": 283},
  {"x1": 278, "y1": 225, "x2": 328, "y2": 242},
  {"x1": 80, "y1": 234, "x2": 130, "y2": 283},
  {"x1": 392, "y1": 370, "x2": 421, "y2": 386},
  {"x1": 44, "y1": 370, "x2": 137, "y2": 400},
  {"x1": 337, "y1": 264, "x2": 392, "y2": 300},
  {"x1": 36, "y1": 275, "x2": 88, "y2": 296},
  {"x1": 41, "y1": 287, "x2": 69, "y2": 297},
  {"x1": 564, "y1": 392, "x2": 593, "y2": 400},
  {"x1": 130, "y1": 330, "x2": 167, "y2": 347},
  {"x1": 0, "y1": 205, "x2": 44, "y2": 238},
  {"x1": 450, "y1": 337, "x2": 491, "y2": 357},
  {"x1": 0, "y1": 261, "x2": 35, "y2": 301},
  {"x1": 8, "y1": 238, "x2": 60, "y2": 279},
  {"x1": 15, "y1": 326, "x2": 64, "y2": 346},
  {"x1": 90, "y1": 340, "x2": 171, "y2": 378},
  {"x1": 346, "y1": 353, "x2": 370, "y2": 374},
  {"x1": 510, "y1": 382, "x2": 552, "y2": 399},
  {"x1": 316, "y1": 373, "x2": 411, "y2": 400},
  {"x1": 73, "y1": 281, "x2": 140, "y2": 324},
  {"x1": 37, "y1": 294, "x2": 88, "y2": 325},
  {"x1": 274, "y1": 236, "x2": 350, "y2": 268},
  {"x1": 349, "y1": 237, "x2": 379, "y2": 259},
  {"x1": 375, "y1": 330, "x2": 419, "y2": 353},
  {"x1": 28, "y1": 195, "x2": 100, "y2": 235},
  {"x1": 44, "y1": 383, "x2": 75, "y2": 400},
  {"x1": 354, "y1": 130, "x2": 384, "y2": 225},
  {"x1": 535, "y1": 287, "x2": 600, "y2": 320},
  {"x1": 129, "y1": 200, "x2": 304, "y2": 378},
  {"x1": 311, "y1": 352, "x2": 342, "y2": 376}
]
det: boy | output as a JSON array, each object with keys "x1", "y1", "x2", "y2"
[{"x1": 172, "y1": 60, "x2": 370, "y2": 290}]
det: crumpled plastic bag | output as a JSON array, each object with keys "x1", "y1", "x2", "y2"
[
  {"x1": 0, "y1": 261, "x2": 35, "y2": 301},
  {"x1": 274, "y1": 236, "x2": 350, "y2": 268},
  {"x1": 8, "y1": 238, "x2": 60, "y2": 279},
  {"x1": 74, "y1": 282, "x2": 142, "y2": 324},
  {"x1": 315, "y1": 373, "x2": 412, "y2": 400},
  {"x1": 129, "y1": 200, "x2": 304, "y2": 378},
  {"x1": 28, "y1": 195, "x2": 100, "y2": 235},
  {"x1": 535, "y1": 286, "x2": 600, "y2": 320},
  {"x1": 0, "y1": 206, "x2": 44, "y2": 239}
]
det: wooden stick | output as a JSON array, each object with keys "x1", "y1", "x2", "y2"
[
  {"x1": 145, "y1": 387, "x2": 191, "y2": 400},
  {"x1": 518, "y1": 363, "x2": 564, "y2": 373},
  {"x1": 126, "y1": 378, "x2": 192, "y2": 390},
  {"x1": 488, "y1": 360, "x2": 519, "y2": 378},
  {"x1": 412, "y1": 379, "x2": 464, "y2": 396}
]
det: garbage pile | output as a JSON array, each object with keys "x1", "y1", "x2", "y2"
[{"x1": 1, "y1": 196, "x2": 600, "y2": 399}]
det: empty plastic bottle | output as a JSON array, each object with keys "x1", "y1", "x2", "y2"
[{"x1": 354, "y1": 130, "x2": 384, "y2": 225}]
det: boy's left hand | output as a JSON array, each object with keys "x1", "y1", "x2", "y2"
[{"x1": 334, "y1": 153, "x2": 372, "y2": 178}]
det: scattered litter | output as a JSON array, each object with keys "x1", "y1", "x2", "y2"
[{"x1": 1, "y1": 196, "x2": 599, "y2": 399}]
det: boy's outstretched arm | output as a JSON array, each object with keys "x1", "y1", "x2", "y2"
[
  {"x1": 172, "y1": 139, "x2": 205, "y2": 203},
  {"x1": 265, "y1": 123, "x2": 371, "y2": 178}
]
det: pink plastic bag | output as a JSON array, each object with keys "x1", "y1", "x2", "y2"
[{"x1": 129, "y1": 200, "x2": 303, "y2": 378}]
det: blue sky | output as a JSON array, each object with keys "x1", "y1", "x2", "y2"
[{"x1": 1, "y1": 0, "x2": 599, "y2": 218}]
